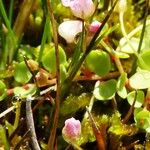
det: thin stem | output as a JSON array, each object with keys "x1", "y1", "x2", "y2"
[
  {"x1": 86, "y1": 107, "x2": 105, "y2": 150},
  {"x1": 0, "y1": 105, "x2": 15, "y2": 118},
  {"x1": 47, "y1": 0, "x2": 60, "y2": 149},
  {"x1": 137, "y1": 0, "x2": 149, "y2": 54},
  {"x1": 26, "y1": 97, "x2": 40, "y2": 150},
  {"x1": 13, "y1": 0, "x2": 35, "y2": 39},
  {"x1": 9, "y1": 0, "x2": 14, "y2": 26},
  {"x1": 119, "y1": 12, "x2": 138, "y2": 56},
  {"x1": 84, "y1": 96, "x2": 95, "y2": 119},
  {"x1": 0, "y1": 0, "x2": 13, "y2": 33},
  {"x1": 122, "y1": 91, "x2": 137, "y2": 124},
  {"x1": 38, "y1": 15, "x2": 50, "y2": 62},
  {"x1": 13, "y1": 101, "x2": 21, "y2": 130}
]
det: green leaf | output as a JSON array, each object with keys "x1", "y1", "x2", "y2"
[
  {"x1": 129, "y1": 70, "x2": 150, "y2": 89},
  {"x1": 14, "y1": 61, "x2": 32, "y2": 84},
  {"x1": 14, "y1": 84, "x2": 37, "y2": 98},
  {"x1": 127, "y1": 90, "x2": 144, "y2": 108},
  {"x1": 138, "y1": 50, "x2": 150, "y2": 71},
  {"x1": 117, "y1": 73, "x2": 127, "y2": 99},
  {"x1": 134, "y1": 108, "x2": 150, "y2": 132},
  {"x1": 86, "y1": 50, "x2": 111, "y2": 76},
  {"x1": 0, "y1": 80, "x2": 7, "y2": 101},
  {"x1": 93, "y1": 79, "x2": 117, "y2": 100},
  {"x1": 117, "y1": 73, "x2": 127, "y2": 90},
  {"x1": 117, "y1": 86, "x2": 127, "y2": 99},
  {"x1": 42, "y1": 44, "x2": 67, "y2": 73},
  {"x1": 119, "y1": 37, "x2": 144, "y2": 54}
]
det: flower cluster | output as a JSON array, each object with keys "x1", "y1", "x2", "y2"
[{"x1": 58, "y1": 0, "x2": 101, "y2": 43}]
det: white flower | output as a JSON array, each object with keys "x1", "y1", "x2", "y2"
[{"x1": 58, "y1": 20, "x2": 83, "y2": 43}]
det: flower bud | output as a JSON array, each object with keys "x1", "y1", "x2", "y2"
[
  {"x1": 58, "y1": 20, "x2": 83, "y2": 43},
  {"x1": 89, "y1": 21, "x2": 101, "y2": 33},
  {"x1": 62, "y1": 117, "x2": 81, "y2": 142}
]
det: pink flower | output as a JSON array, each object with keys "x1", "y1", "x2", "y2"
[
  {"x1": 62, "y1": 117, "x2": 81, "y2": 142},
  {"x1": 89, "y1": 21, "x2": 101, "y2": 33},
  {"x1": 58, "y1": 20, "x2": 83, "y2": 43},
  {"x1": 61, "y1": 0, "x2": 95, "y2": 19}
]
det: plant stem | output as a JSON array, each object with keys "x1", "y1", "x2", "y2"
[
  {"x1": 13, "y1": 0, "x2": 35, "y2": 40},
  {"x1": 13, "y1": 101, "x2": 21, "y2": 131},
  {"x1": 26, "y1": 97, "x2": 40, "y2": 150},
  {"x1": 47, "y1": 0, "x2": 60, "y2": 149},
  {"x1": 8, "y1": 0, "x2": 14, "y2": 26},
  {"x1": 122, "y1": 90, "x2": 137, "y2": 124},
  {"x1": 84, "y1": 96, "x2": 95, "y2": 119},
  {"x1": 0, "y1": 105, "x2": 15, "y2": 118},
  {"x1": 38, "y1": 15, "x2": 50, "y2": 63}
]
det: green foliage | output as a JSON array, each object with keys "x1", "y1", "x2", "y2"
[
  {"x1": 93, "y1": 79, "x2": 117, "y2": 100},
  {"x1": 138, "y1": 50, "x2": 150, "y2": 70},
  {"x1": 14, "y1": 61, "x2": 32, "y2": 84},
  {"x1": 13, "y1": 84, "x2": 37, "y2": 98},
  {"x1": 60, "y1": 93, "x2": 91, "y2": 116},
  {"x1": 134, "y1": 108, "x2": 150, "y2": 133},
  {"x1": 129, "y1": 70, "x2": 150, "y2": 89},
  {"x1": 42, "y1": 44, "x2": 67, "y2": 74},
  {"x1": 117, "y1": 73, "x2": 127, "y2": 99},
  {"x1": 86, "y1": 50, "x2": 111, "y2": 76},
  {"x1": 127, "y1": 90, "x2": 144, "y2": 108}
]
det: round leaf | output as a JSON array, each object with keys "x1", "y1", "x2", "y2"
[
  {"x1": 129, "y1": 70, "x2": 150, "y2": 89},
  {"x1": 117, "y1": 73, "x2": 127, "y2": 90},
  {"x1": 0, "y1": 80, "x2": 7, "y2": 101},
  {"x1": 42, "y1": 45, "x2": 67, "y2": 73},
  {"x1": 138, "y1": 50, "x2": 150, "y2": 71},
  {"x1": 86, "y1": 50, "x2": 111, "y2": 76},
  {"x1": 93, "y1": 79, "x2": 117, "y2": 100},
  {"x1": 127, "y1": 90, "x2": 144, "y2": 108},
  {"x1": 14, "y1": 84, "x2": 37, "y2": 98},
  {"x1": 14, "y1": 61, "x2": 32, "y2": 84}
]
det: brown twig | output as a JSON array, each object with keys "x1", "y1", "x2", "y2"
[
  {"x1": 86, "y1": 107, "x2": 105, "y2": 150},
  {"x1": 26, "y1": 97, "x2": 40, "y2": 150},
  {"x1": 122, "y1": 91, "x2": 137, "y2": 124},
  {"x1": 47, "y1": 0, "x2": 60, "y2": 149}
]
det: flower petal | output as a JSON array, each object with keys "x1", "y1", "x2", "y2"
[
  {"x1": 70, "y1": 0, "x2": 95, "y2": 19},
  {"x1": 58, "y1": 20, "x2": 83, "y2": 43}
]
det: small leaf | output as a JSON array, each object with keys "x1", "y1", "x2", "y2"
[
  {"x1": 129, "y1": 70, "x2": 150, "y2": 89},
  {"x1": 117, "y1": 73, "x2": 127, "y2": 90},
  {"x1": 0, "y1": 80, "x2": 7, "y2": 101},
  {"x1": 134, "y1": 108, "x2": 150, "y2": 132},
  {"x1": 138, "y1": 50, "x2": 150, "y2": 71},
  {"x1": 119, "y1": 37, "x2": 144, "y2": 54},
  {"x1": 14, "y1": 61, "x2": 32, "y2": 84},
  {"x1": 127, "y1": 90, "x2": 144, "y2": 108},
  {"x1": 93, "y1": 79, "x2": 117, "y2": 100},
  {"x1": 42, "y1": 44, "x2": 67, "y2": 73},
  {"x1": 117, "y1": 86, "x2": 127, "y2": 99},
  {"x1": 14, "y1": 84, "x2": 37, "y2": 98},
  {"x1": 86, "y1": 50, "x2": 111, "y2": 76}
]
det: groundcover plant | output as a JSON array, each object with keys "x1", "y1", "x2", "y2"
[{"x1": 0, "y1": 0, "x2": 150, "y2": 149}]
